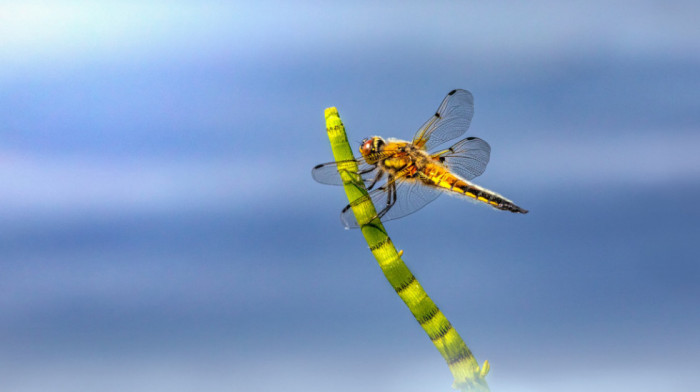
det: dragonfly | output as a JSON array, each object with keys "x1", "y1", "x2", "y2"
[{"x1": 312, "y1": 89, "x2": 528, "y2": 228}]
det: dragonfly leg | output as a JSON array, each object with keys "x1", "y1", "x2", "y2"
[
  {"x1": 377, "y1": 178, "x2": 397, "y2": 220},
  {"x1": 367, "y1": 170, "x2": 383, "y2": 191},
  {"x1": 386, "y1": 181, "x2": 393, "y2": 208},
  {"x1": 359, "y1": 166, "x2": 376, "y2": 175}
]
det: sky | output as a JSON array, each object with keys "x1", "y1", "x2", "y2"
[{"x1": 1, "y1": 1, "x2": 699, "y2": 391}]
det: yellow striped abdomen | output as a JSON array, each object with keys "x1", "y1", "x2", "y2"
[{"x1": 421, "y1": 163, "x2": 528, "y2": 214}]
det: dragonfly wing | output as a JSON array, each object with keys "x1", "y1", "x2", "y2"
[
  {"x1": 412, "y1": 89, "x2": 475, "y2": 151},
  {"x1": 432, "y1": 137, "x2": 491, "y2": 180},
  {"x1": 340, "y1": 178, "x2": 442, "y2": 228},
  {"x1": 311, "y1": 159, "x2": 379, "y2": 186}
]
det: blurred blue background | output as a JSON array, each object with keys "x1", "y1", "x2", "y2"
[{"x1": 1, "y1": 1, "x2": 699, "y2": 391}]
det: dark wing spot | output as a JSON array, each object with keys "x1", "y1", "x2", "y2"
[
  {"x1": 448, "y1": 89, "x2": 457, "y2": 95},
  {"x1": 434, "y1": 112, "x2": 441, "y2": 118},
  {"x1": 313, "y1": 164, "x2": 324, "y2": 169},
  {"x1": 466, "y1": 136, "x2": 476, "y2": 140}
]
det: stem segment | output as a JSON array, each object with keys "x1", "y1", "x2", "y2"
[{"x1": 323, "y1": 107, "x2": 490, "y2": 392}]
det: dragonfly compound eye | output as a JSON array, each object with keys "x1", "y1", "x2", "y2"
[{"x1": 360, "y1": 138, "x2": 374, "y2": 157}]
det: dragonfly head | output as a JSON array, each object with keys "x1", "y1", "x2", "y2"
[{"x1": 359, "y1": 136, "x2": 385, "y2": 164}]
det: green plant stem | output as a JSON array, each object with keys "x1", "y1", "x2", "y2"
[{"x1": 323, "y1": 107, "x2": 490, "y2": 392}]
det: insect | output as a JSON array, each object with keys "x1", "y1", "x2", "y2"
[{"x1": 312, "y1": 89, "x2": 527, "y2": 228}]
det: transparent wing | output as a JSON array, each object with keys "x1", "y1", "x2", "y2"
[
  {"x1": 311, "y1": 158, "x2": 379, "y2": 186},
  {"x1": 412, "y1": 89, "x2": 475, "y2": 152},
  {"x1": 312, "y1": 148, "x2": 402, "y2": 186},
  {"x1": 431, "y1": 137, "x2": 491, "y2": 180},
  {"x1": 340, "y1": 178, "x2": 442, "y2": 229}
]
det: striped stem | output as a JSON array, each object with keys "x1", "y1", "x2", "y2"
[{"x1": 323, "y1": 107, "x2": 490, "y2": 392}]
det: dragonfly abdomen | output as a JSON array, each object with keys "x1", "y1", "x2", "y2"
[{"x1": 427, "y1": 169, "x2": 528, "y2": 214}]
